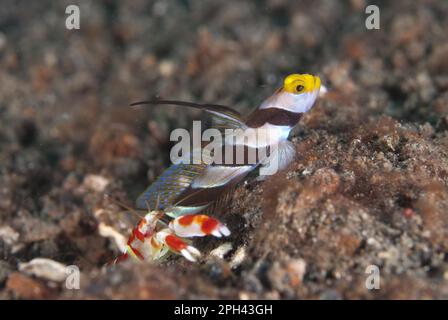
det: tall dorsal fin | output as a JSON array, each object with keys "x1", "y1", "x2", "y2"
[{"x1": 130, "y1": 99, "x2": 247, "y2": 129}]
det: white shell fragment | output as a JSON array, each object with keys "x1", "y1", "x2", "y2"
[
  {"x1": 19, "y1": 258, "x2": 68, "y2": 282},
  {"x1": 0, "y1": 226, "x2": 19, "y2": 246},
  {"x1": 209, "y1": 242, "x2": 233, "y2": 259},
  {"x1": 98, "y1": 222, "x2": 128, "y2": 252},
  {"x1": 229, "y1": 246, "x2": 247, "y2": 269},
  {"x1": 83, "y1": 174, "x2": 110, "y2": 192}
]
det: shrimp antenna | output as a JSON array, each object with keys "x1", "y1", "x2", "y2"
[
  {"x1": 155, "y1": 193, "x2": 161, "y2": 211},
  {"x1": 144, "y1": 200, "x2": 153, "y2": 212},
  {"x1": 146, "y1": 194, "x2": 168, "y2": 225},
  {"x1": 105, "y1": 194, "x2": 144, "y2": 219}
]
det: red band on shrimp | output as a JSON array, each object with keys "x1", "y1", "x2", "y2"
[
  {"x1": 114, "y1": 253, "x2": 129, "y2": 264},
  {"x1": 178, "y1": 215, "x2": 195, "y2": 226},
  {"x1": 165, "y1": 234, "x2": 187, "y2": 252},
  {"x1": 200, "y1": 217, "x2": 219, "y2": 234},
  {"x1": 133, "y1": 228, "x2": 145, "y2": 242},
  {"x1": 129, "y1": 245, "x2": 145, "y2": 261}
]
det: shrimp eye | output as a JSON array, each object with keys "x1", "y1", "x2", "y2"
[{"x1": 296, "y1": 85, "x2": 304, "y2": 92}]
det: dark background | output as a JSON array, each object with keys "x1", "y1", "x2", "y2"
[{"x1": 0, "y1": 0, "x2": 447, "y2": 299}]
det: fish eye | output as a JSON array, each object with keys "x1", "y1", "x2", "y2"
[{"x1": 296, "y1": 85, "x2": 304, "y2": 92}]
